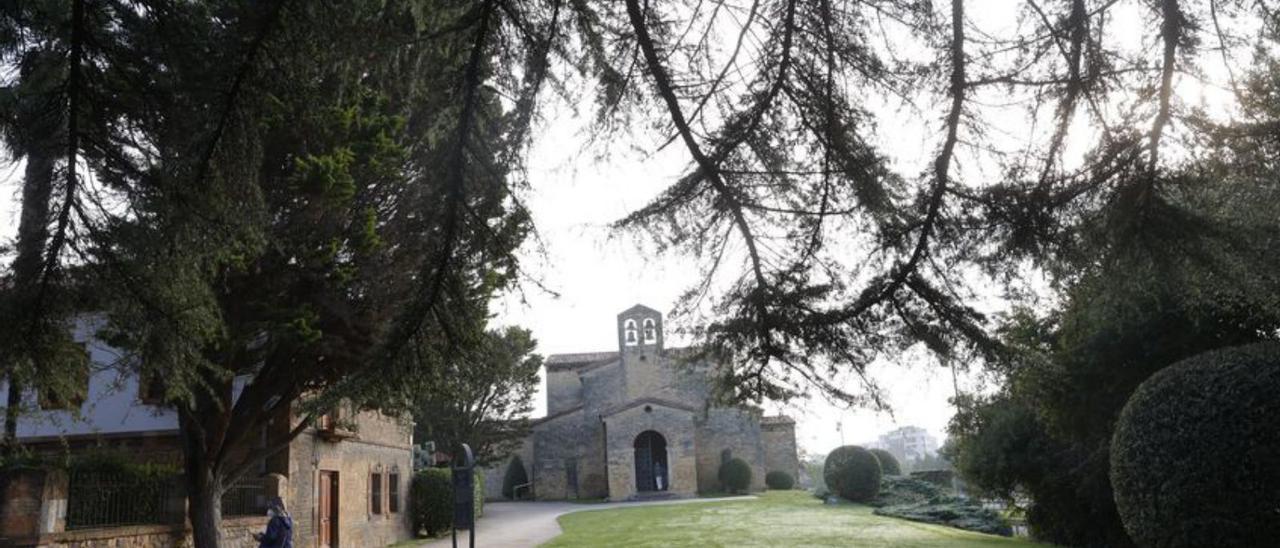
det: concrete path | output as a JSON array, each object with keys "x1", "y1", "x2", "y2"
[{"x1": 414, "y1": 496, "x2": 755, "y2": 548}]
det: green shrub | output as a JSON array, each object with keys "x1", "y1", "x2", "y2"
[
  {"x1": 1111, "y1": 343, "x2": 1280, "y2": 547},
  {"x1": 764, "y1": 470, "x2": 794, "y2": 490},
  {"x1": 718, "y1": 457, "x2": 752, "y2": 493},
  {"x1": 823, "y1": 446, "x2": 880, "y2": 502},
  {"x1": 869, "y1": 476, "x2": 943, "y2": 508},
  {"x1": 410, "y1": 467, "x2": 487, "y2": 536},
  {"x1": 411, "y1": 468, "x2": 452, "y2": 536},
  {"x1": 869, "y1": 449, "x2": 901, "y2": 476},
  {"x1": 502, "y1": 455, "x2": 528, "y2": 499},
  {"x1": 874, "y1": 500, "x2": 1012, "y2": 537}
]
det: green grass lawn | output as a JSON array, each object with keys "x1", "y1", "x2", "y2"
[{"x1": 543, "y1": 491, "x2": 1040, "y2": 547}]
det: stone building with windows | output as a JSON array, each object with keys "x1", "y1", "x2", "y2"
[
  {"x1": 0, "y1": 316, "x2": 413, "y2": 548},
  {"x1": 489, "y1": 304, "x2": 799, "y2": 501}
]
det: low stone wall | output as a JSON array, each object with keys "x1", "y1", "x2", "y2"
[
  {"x1": 29, "y1": 516, "x2": 268, "y2": 548},
  {"x1": 1, "y1": 469, "x2": 277, "y2": 548}
]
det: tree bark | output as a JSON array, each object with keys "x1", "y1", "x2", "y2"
[
  {"x1": 186, "y1": 467, "x2": 225, "y2": 548},
  {"x1": 182, "y1": 405, "x2": 226, "y2": 548},
  {"x1": 3, "y1": 150, "x2": 57, "y2": 450}
]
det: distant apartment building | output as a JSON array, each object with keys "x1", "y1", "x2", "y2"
[{"x1": 873, "y1": 426, "x2": 938, "y2": 464}]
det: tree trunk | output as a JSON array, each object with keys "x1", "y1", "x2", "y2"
[
  {"x1": 3, "y1": 150, "x2": 56, "y2": 450},
  {"x1": 187, "y1": 470, "x2": 225, "y2": 548},
  {"x1": 180, "y1": 399, "x2": 228, "y2": 548}
]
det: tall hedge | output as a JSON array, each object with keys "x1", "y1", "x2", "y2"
[
  {"x1": 824, "y1": 445, "x2": 881, "y2": 502},
  {"x1": 869, "y1": 449, "x2": 902, "y2": 476},
  {"x1": 411, "y1": 468, "x2": 486, "y2": 537},
  {"x1": 411, "y1": 468, "x2": 452, "y2": 536},
  {"x1": 1111, "y1": 343, "x2": 1280, "y2": 547},
  {"x1": 718, "y1": 457, "x2": 753, "y2": 493},
  {"x1": 502, "y1": 455, "x2": 528, "y2": 499}
]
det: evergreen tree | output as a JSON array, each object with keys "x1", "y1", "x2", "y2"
[{"x1": 411, "y1": 326, "x2": 542, "y2": 466}]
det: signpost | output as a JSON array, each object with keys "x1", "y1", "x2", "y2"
[{"x1": 451, "y1": 443, "x2": 476, "y2": 548}]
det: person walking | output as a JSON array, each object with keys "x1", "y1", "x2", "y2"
[{"x1": 253, "y1": 497, "x2": 293, "y2": 548}]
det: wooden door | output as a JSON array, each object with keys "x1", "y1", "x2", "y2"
[
  {"x1": 319, "y1": 471, "x2": 339, "y2": 548},
  {"x1": 634, "y1": 444, "x2": 654, "y2": 492}
]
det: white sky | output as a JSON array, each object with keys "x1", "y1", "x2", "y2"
[{"x1": 0, "y1": 0, "x2": 1256, "y2": 459}]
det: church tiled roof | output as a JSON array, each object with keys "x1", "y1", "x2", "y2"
[{"x1": 545, "y1": 351, "x2": 619, "y2": 371}]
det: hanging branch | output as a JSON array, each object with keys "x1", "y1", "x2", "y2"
[
  {"x1": 375, "y1": 0, "x2": 497, "y2": 365},
  {"x1": 32, "y1": 0, "x2": 84, "y2": 307},
  {"x1": 1148, "y1": 0, "x2": 1183, "y2": 172},
  {"x1": 622, "y1": 0, "x2": 797, "y2": 349},
  {"x1": 834, "y1": 0, "x2": 966, "y2": 323}
]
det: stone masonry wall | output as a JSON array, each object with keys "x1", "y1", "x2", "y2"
[
  {"x1": 545, "y1": 369, "x2": 583, "y2": 415},
  {"x1": 694, "y1": 407, "x2": 767, "y2": 493},
  {"x1": 603, "y1": 404, "x2": 696, "y2": 500},
  {"x1": 288, "y1": 408, "x2": 413, "y2": 548},
  {"x1": 762, "y1": 421, "x2": 800, "y2": 482}
]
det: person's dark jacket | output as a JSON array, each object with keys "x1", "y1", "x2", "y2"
[{"x1": 258, "y1": 515, "x2": 293, "y2": 548}]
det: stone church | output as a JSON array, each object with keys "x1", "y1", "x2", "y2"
[{"x1": 489, "y1": 304, "x2": 799, "y2": 501}]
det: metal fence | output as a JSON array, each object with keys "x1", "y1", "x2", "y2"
[
  {"x1": 66, "y1": 470, "x2": 184, "y2": 530},
  {"x1": 222, "y1": 478, "x2": 268, "y2": 517}
]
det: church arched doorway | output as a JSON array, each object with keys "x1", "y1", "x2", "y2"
[{"x1": 633, "y1": 430, "x2": 669, "y2": 492}]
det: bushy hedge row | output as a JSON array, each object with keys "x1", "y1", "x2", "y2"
[
  {"x1": 764, "y1": 470, "x2": 794, "y2": 490},
  {"x1": 1111, "y1": 343, "x2": 1280, "y2": 547},
  {"x1": 411, "y1": 467, "x2": 485, "y2": 537},
  {"x1": 718, "y1": 457, "x2": 752, "y2": 493},
  {"x1": 869, "y1": 449, "x2": 901, "y2": 476},
  {"x1": 823, "y1": 446, "x2": 880, "y2": 502}
]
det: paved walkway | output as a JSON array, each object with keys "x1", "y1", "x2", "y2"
[{"x1": 414, "y1": 496, "x2": 755, "y2": 548}]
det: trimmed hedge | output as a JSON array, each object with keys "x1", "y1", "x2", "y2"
[
  {"x1": 765, "y1": 470, "x2": 794, "y2": 490},
  {"x1": 823, "y1": 445, "x2": 881, "y2": 502},
  {"x1": 1111, "y1": 342, "x2": 1280, "y2": 547},
  {"x1": 718, "y1": 457, "x2": 753, "y2": 493},
  {"x1": 869, "y1": 449, "x2": 902, "y2": 476},
  {"x1": 502, "y1": 455, "x2": 528, "y2": 499},
  {"x1": 411, "y1": 468, "x2": 452, "y2": 536},
  {"x1": 411, "y1": 468, "x2": 485, "y2": 537}
]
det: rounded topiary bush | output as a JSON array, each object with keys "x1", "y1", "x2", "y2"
[
  {"x1": 824, "y1": 445, "x2": 881, "y2": 502},
  {"x1": 869, "y1": 449, "x2": 902, "y2": 476},
  {"x1": 765, "y1": 470, "x2": 795, "y2": 490},
  {"x1": 718, "y1": 457, "x2": 753, "y2": 493},
  {"x1": 1111, "y1": 342, "x2": 1280, "y2": 547}
]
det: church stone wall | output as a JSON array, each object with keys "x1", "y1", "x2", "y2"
[
  {"x1": 545, "y1": 369, "x2": 583, "y2": 415},
  {"x1": 762, "y1": 420, "x2": 800, "y2": 482},
  {"x1": 531, "y1": 409, "x2": 598, "y2": 500},
  {"x1": 528, "y1": 304, "x2": 798, "y2": 501},
  {"x1": 603, "y1": 405, "x2": 697, "y2": 501},
  {"x1": 695, "y1": 407, "x2": 767, "y2": 493}
]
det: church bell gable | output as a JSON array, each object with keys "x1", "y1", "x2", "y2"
[{"x1": 617, "y1": 304, "x2": 663, "y2": 353}]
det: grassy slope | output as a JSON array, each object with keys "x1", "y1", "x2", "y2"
[{"x1": 544, "y1": 491, "x2": 1039, "y2": 547}]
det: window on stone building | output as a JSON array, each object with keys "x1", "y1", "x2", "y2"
[
  {"x1": 388, "y1": 469, "x2": 400, "y2": 513},
  {"x1": 138, "y1": 369, "x2": 165, "y2": 405},
  {"x1": 624, "y1": 319, "x2": 638, "y2": 345},
  {"x1": 642, "y1": 318, "x2": 657, "y2": 344},
  {"x1": 40, "y1": 345, "x2": 90, "y2": 411},
  {"x1": 371, "y1": 471, "x2": 383, "y2": 514}
]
